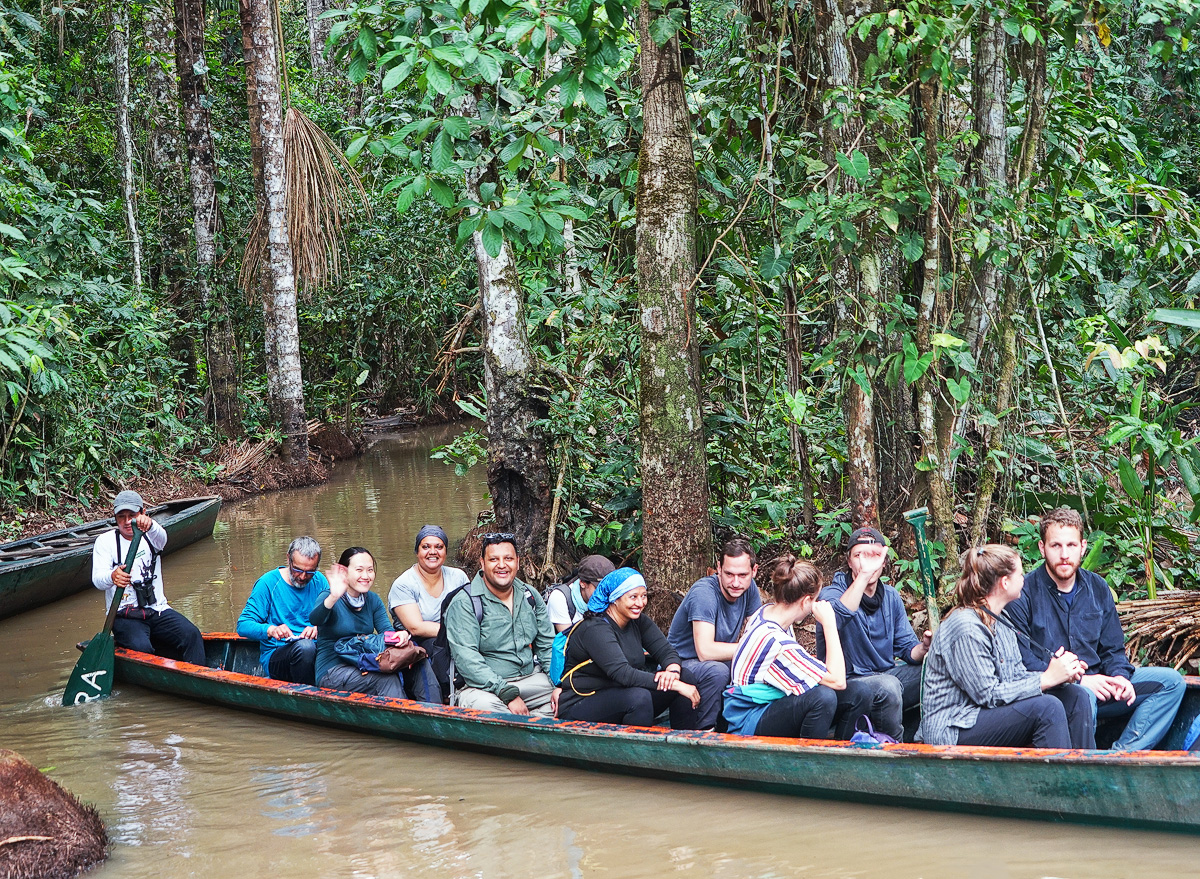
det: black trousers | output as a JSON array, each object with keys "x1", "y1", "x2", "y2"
[
  {"x1": 754, "y1": 686, "x2": 839, "y2": 739},
  {"x1": 268, "y1": 639, "x2": 317, "y2": 685},
  {"x1": 560, "y1": 668, "x2": 703, "y2": 729},
  {"x1": 113, "y1": 608, "x2": 205, "y2": 665},
  {"x1": 956, "y1": 684, "x2": 1095, "y2": 749}
]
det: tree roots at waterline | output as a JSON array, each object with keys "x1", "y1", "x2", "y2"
[
  {"x1": 0, "y1": 751, "x2": 107, "y2": 879},
  {"x1": 1118, "y1": 593, "x2": 1200, "y2": 670}
]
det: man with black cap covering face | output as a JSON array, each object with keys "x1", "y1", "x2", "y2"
[
  {"x1": 90, "y1": 489, "x2": 205, "y2": 665},
  {"x1": 814, "y1": 526, "x2": 931, "y2": 741}
]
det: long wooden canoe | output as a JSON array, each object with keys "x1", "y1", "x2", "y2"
[
  {"x1": 101, "y1": 634, "x2": 1200, "y2": 833},
  {"x1": 0, "y1": 496, "x2": 222, "y2": 620}
]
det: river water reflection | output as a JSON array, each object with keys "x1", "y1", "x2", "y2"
[{"x1": 2, "y1": 426, "x2": 1197, "y2": 878}]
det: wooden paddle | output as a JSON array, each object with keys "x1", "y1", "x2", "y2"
[
  {"x1": 62, "y1": 524, "x2": 143, "y2": 706},
  {"x1": 902, "y1": 506, "x2": 940, "y2": 633}
]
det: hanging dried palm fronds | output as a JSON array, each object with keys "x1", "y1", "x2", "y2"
[
  {"x1": 239, "y1": 107, "x2": 372, "y2": 294},
  {"x1": 1118, "y1": 592, "x2": 1200, "y2": 670}
]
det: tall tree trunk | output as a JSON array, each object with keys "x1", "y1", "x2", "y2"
[
  {"x1": 815, "y1": 0, "x2": 879, "y2": 528},
  {"x1": 175, "y1": 0, "x2": 243, "y2": 436},
  {"x1": 964, "y1": 11, "x2": 1007, "y2": 358},
  {"x1": 240, "y1": 0, "x2": 310, "y2": 468},
  {"x1": 636, "y1": 0, "x2": 713, "y2": 594},
  {"x1": 915, "y1": 80, "x2": 958, "y2": 585},
  {"x1": 307, "y1": 0, "x2": 333, "y2": 77},
  {"x1": 145, "y1": 0, "x2": 195, "y2": 377},
  {"x1": 969, "y1": 36, "x2": 1049, "y2": 543},
  {"x1": 111, "y1": 0, "x2": 143, "y2": 291},
  {"x1": 459, "y1": 92, "x2": 553, "y2": 580}
]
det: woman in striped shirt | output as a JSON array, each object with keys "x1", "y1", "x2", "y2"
[{"x1": 723, "y1": 555, "x2": 846, "y2": 738}]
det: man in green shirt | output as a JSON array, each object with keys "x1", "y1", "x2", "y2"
[{"x1": 444, "y1": 533, "x2": 557, "y2": 716}]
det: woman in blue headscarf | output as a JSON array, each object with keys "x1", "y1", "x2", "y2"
[{"x1": 556, "y1": 568, "x2": 703, "y2": 728}]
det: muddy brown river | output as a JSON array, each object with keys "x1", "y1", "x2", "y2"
[{"x1": 2, "y1": 426, "x2": 1197, "y2": 877}]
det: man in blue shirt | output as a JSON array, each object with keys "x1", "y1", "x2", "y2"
[
  {"x1": 816, "y1": 527, "x2": 930, "y2": 740},
  {"x1": 237, "y1": 536, "x2": 329, "y2": 684},
  {"x1": 667, "y1": 538, "x2": 764, "y2": 729},
  {"x1": 1007, "y1": 507, "x2": 1184, "y2": 750}
]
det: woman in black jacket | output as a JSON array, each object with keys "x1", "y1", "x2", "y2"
[{"x1": 557, "y1": 568, "x2": 703, "y2": 728}]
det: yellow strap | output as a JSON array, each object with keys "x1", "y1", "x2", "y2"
[
  {"x1": 562, "y1": 659, "x2": 595, "y2": 696},
  {"x1": 559, "y1": 622, "x2": 595, "y2": 695}
]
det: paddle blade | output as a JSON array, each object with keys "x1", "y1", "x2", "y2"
[{"x1": 62, "y1": 633, "x2": 115, "y2": 706}]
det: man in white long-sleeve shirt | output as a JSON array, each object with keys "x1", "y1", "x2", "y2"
[{"x1": 91, "y1": 489, "x2": 205, "y2": 664}]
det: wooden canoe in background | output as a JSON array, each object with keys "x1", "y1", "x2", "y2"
[
  {"x1": 1, "y1": 496, "x2": 222, "y2": 620},
  {"x1": 97, "y1": 634, "x2": 1200, "y2": 833}
]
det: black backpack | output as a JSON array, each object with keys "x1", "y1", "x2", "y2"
[{"x1": 543, "y1": 581, "x2": 577, "y2": 621}]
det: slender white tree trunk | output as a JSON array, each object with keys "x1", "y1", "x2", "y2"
[
  {"x1": 458, "y1": 92, "x2": 553, "y2": 578},
  {"x1": 241, "y1": 0, "x2": 309, "y2": 468},
  {"x1": 111, "y1": 0, "x2": 143, "y2": 290}
]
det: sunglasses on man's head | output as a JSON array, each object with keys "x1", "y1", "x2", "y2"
[{"x1": 479, "y1": 532, "x2": 516, "y2": 549}]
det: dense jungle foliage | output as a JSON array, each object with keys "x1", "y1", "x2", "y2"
[{"x1": 2, "y1": 0, "x2": 1199, "y2": 594}]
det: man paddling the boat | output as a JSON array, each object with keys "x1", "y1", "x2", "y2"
[
  {"x1": 443, "y1": 533, "x2": 557, "y2": 716},
  {"x1": 815, "y1": 527, "x2": 931, "y2": 741},
  {"x1": 237, "y1": 536, "x2": 328, "y2": 684},
  {"x1": 90, "y1": 490, "x2": 205, "y2": 665},
  {"x1": 666, "y1": 538, "x2": 764, "y2": 730},
  {"x1": 1007, "y1": 507, "x2": 1185, "y2": 750}
]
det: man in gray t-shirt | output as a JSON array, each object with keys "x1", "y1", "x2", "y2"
[{"x1": 666, "y1": 538, "x2": 762, "y2": 729}]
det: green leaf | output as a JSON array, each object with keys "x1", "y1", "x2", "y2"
[
  {"x1": 357, "y1": 26, "x2": 378, "y2": 61},
  {"x1": 1117, "y1": 456, "x2": 1145, "y2": 502},
  {"x1": 469, "y1": 0, "x2": 489, "y2": 14},
  {"x1": 903, "y1": 339, "x2": 934, "y2": 384},
  {"x1": 551, "y1": 17, "x2": 582, "y2": 43},
  {"x1": 649, "y1": 14, "x2": 679, "y2": 46},
  {"x1": 558, "y1": 75, "x2": 579, "y2": 108},
  {"x1": 604, "y1": 0, "x2": 624, "y2": 26},
  {"x1": 0, "y1": 223, "x2": 28, "y2": 242},
  {"x1": 475, "y1": 52, "x2": 502, "y2": 84},
  {"x1": 426, "y1": 61, "x2": 454, "y2": 95},
  {"x1": 382, "y1": 61, "x2": 412, "y2": 92},
  {"x1": 481, "y1": 222, "x2": 503, "y2": 258},
  {"x1": 431, "y1": 131, "x2": 454, "y2": 172},
  {"x1": 395, "y1": 184, "x2": 417, "y2": 214},
  {"x1": 443, "y1": 116, "x2": 471, "y2": 139},
  {"x1": 1149, "y1": 308, "x2": 1200, "y2": 329},
  {"x1": 498, "y1": 136, "x2": 526, "y2": 164},
  {"x1": 1177, "y1": 449, "x2": 1200, "y2": 500},
  {"x1": 581, "y1": 78, "x2": 607, "y2": 113},
  {"x1": 835, "y1": 149, "x2": 870, "y2": 182},
  {"x1": 345, "y1": 134, "x2": 369, "y2": 159},
  {"x1": 880, "y1": 207, "x2": 899, "y2": 232},
  {"x1": 348, "y1": 52, "x2": 369, "y2": 84},
  {"x1": 430, "y1": 180, "x2": 455, "y2": 207},
  {"x1": 1021, "y1": 23, "x2": 1038, "y2": 44},
  {"x1": 1002, "y1": 18, "x2": 1021, "y2": 37},
  {"x1": 849, "y1": 366, "x2": 872, "y2": 398},
  {"x1": 945, "y1": 375, "x2": 970, "y2": 404}
]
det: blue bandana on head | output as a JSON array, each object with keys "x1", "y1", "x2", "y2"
[{"x1": 587, "y1": 567, "x2": 647, "y2": 613}]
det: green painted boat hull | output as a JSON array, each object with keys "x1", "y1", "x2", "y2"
[
  {"x1": 106, "y1": 635, "x2": 1200, "y2": 833},
  {"x1": 0, "y1": 496, "x2": 222, "y2": 620}
]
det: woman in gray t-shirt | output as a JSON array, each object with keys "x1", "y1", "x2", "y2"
[{"x1": 388, "y1": 525, "x2": 468, "y2": 700}]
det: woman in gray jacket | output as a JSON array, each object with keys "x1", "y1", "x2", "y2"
[{"x1": 916, "y1": 545, "x2": 1094, "y2": 749}]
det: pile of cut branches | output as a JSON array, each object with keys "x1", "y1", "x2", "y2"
[{"x1": 1118, "y1": 592, "x2": 1200, "y2": 670}]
